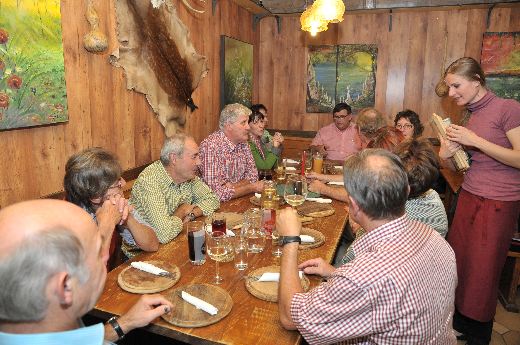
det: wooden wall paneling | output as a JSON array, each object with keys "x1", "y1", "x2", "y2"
[
  {"x1": 371, "y1": 13, "x2": 390, "y2": 121},
  {"x1": 259, "y1": 17, "x2": 278, "y2": 127},
  {"x1": 384, "y1": 11, "x2": 409, "y2": 120}
]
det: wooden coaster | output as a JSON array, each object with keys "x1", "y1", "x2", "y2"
[
  {"x1": 245, "y1": 265, "x2": 310, "y2": 302},
  {"x1": 117, "y1": 261, "x2": 180, "y2": 294},
  {"x1": 162, "y1": 284, "x2": 233, "y2": 328},
  {"x1": 297, "y1": 202, "x2": 335, "y2": 218},
  {"x1": 299, "y1": 227, "x2": 325, "y2": 250},
  {"x1": 214, "y1": 212, "x2": 243, "y2": 230}
]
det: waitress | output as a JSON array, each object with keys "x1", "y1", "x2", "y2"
[{"x1": 438, "y1": 57, "x2": 520, "y2": 344}]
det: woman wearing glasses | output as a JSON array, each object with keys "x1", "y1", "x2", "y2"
[
  {"x1": 64, "y1": 148, "x2": 159, "y2": 263},
  {"x1": 247, "y1": 109, "x2": 284, "y2": 170},
  {"x1": 394, "y1": 109, "x2": 424, "y2": 139},
  {"x1": 437, "y1": 57, "x2": 520, "y2": 344}
]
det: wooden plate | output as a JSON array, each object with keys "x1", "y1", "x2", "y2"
[
  {"x1": 117, "y1": 260, "x2": 180, "y2": 294},
  {"x1": 299, "y1": 227, "x2": 325, "y2": 250},
  {"x1": 297, "y1": 202, "x2": 335, "y2": 218},
  {"x1": 245, "y1": 265, "x2": 310, "y2": 302},
  {"x1": 162, "y1": 284, "x2": 233, "y2": 328}
]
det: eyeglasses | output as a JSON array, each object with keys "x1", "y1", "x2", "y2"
[
  {"x1": 333, "y1": 114, "x2": 350, "y2": 119},
  {"x1": 396, "y1": 124, "x2": 413, "y2": 130}
]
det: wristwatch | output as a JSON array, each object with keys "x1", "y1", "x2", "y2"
[
  {"x1": 107, "y1": 316, "x2": 125, "y2": 340},
  {"x1": 188, "y1": 212, "x2": 196, "y2": 221},
  {"x1": 279, "y1": 236, "x2": 301, "y2": 246}
]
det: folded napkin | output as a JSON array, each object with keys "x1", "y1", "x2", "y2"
[
  {"x1": 255, "y1": 193, "x2": 262, "y2": 198},
  {"x1": 257, "y1": 271, "x2": 304, "y2": 282},
  {"x1": 285, "y1": 159, "x2": 299, "y2": 164},
  {"x1": 131, "y1": 262, "x2": 168, "y2": 276},
  {"x1": 226, "y1": 229, "x2": 235, "y2": 237},
  {"x1": 285, "y1": 166, "x2": 297, "y2": 171},
  {"x1": 300, "y1": 235, "x2": 315, "y2": 243},
  {"x1": 328, "y1": 181, "x2": 344, "y2": 186},
  {"x1": 306, "y1": 197, "x2": 332, "y2": 204},
  {"x1": 334, "y1": 165, "x2": 343, "y2": 170},
  {"x1": 181, "y1": 291, "x2": 218, "y2": 315}
]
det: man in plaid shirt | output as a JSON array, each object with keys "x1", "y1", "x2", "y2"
[
  {"x1": 277, "y1": 149, "x2": 457, "y2": 344},
  {"x1": 199, "y1": 103, "x2": 264, "y2": 201}
]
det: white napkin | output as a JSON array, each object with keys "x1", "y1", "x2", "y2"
[
  {"x1": 285, "y1": 166, "x2": 297, "y2": 171},
  {"x1": 131, "y1": 262, "x2": 168, "y2": 276},
  {"x1": 285, "y1": 159, "x2": 298, "y2": 164},
  {"x1": 181, "y1": 291, "x2": 218, "y2": 315},
  {"x1": 255, "y1": 193, "x2": 262, "y2": 198},
  {"x1": 226, "y1": 229, "x2": 235, "y2": 237},
  {"x1": 300, "y1": 235, "x2": 315, "y2": 243},
  {"x1": 257, "y1": 271, "x2": 304, "y2": 282},
  {"x1": 334, "y1": 165, "x2": 343, "y2": 170},
  {"x1": 306, "y1": 197, "x2": 332, "y2": 204},
  {"x1": 328, "y1": 181, "x2": 344, "y2": 186}
]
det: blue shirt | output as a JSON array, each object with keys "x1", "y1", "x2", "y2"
[{"x1": 0, "y1": 323, "x2": 113, "y2": 345}]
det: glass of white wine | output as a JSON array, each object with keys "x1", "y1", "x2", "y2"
[
  {"x1": 284, "y1": 174, "x2": 308, "y2": 208},
  {"x1": 207, "y1": 231, "x2": 229, "y2": 284}
]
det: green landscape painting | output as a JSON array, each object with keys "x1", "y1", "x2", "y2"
[
  {"x1": 487, "y1": 76, "x2": 520, "y2": 102},
  {"x1": 221, "y1": 36, "x2": 253, "y2": 109},
  {"x1": 0, "y1": 0, "x2": 68, "y2": 130},
  {"x1": 307, "y1": 44, "x2": 377, "y2": 113}
]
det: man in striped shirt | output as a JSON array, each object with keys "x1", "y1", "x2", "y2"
[
  {"x1": 277, "y1": 149, "x2": 457, "y2": 344},
  {"x1": 130, "y1": 134, "x2": 219, "y2": 247},
  {"x1": 199, "y1": 103, "x2": 264, "y2": 201}
]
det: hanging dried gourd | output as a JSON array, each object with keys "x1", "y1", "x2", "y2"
[{"x1": 83, "y1": 0, "x2": 108, "y2": 53}]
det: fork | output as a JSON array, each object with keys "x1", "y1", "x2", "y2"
[{"x1": 158, "y1": 271, "x2": 177, "y2": 280}]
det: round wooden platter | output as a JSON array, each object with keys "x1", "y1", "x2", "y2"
[
  {"x1": 161, "y1": 284, "x2": 233, "y2": 328},
  {"x1": 299, "y1": 227, "x2": 325, "y2": 250},
  {"x1": 245, "y1": 265, "x2": 310, "y2": 302},
  {"x1": 296, "y1": 202, "x2": 335, "y2": 218},
  {"x1": 117, "y1": 260, "x2": 180, "y2": 294}
]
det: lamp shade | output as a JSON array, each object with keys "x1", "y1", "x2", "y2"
[
  {"x1": 300, "y1": 6, "x2": 328, "y2": 36},
  {"x1": 313, "y1": 0, "x2": 345, "y2": 23}
]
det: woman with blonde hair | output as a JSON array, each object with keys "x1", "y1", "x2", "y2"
[{"x1": 438, "y1": 57, "x2": 520, "y2": 344}]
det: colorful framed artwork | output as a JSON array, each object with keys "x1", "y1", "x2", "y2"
[
  {"x1": 480, "y1": 32, "x2": 520, "y2": 102},
  {"x1": 220, "y1": 36, "x2": 253, "y2": 109},
  {"x1": 0, "y1": 0, "x2": 68, "y2": 130},
  {"x1": 307, "y1": 44, "x2": 377, "y2": 113}
]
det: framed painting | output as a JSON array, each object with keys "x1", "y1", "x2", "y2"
[
  {"x1": 0, "y1": 0, "x2": 68, "y2": 130},
  {"x1": 307, "y1": 44, "x2": 377, "y2": 113},
  {"x1": 480, "y1": 32, "x2": 520, "y2": 103},
  {"x1": 220, "y1": 36, "x2": 253, "y2": 109}
]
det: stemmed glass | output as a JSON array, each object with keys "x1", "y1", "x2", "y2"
[
  {"x1": 206, "y1": 231, "x2": 229, "y2": 284},
  {"x1": 284, "y1": 174, "x2": 308, "y2": 208}
]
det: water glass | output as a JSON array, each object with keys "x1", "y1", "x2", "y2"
[
  {"x1": 243, "y1": 208, "x2": 265, "y2": 253},
  {"x1": 234, "y1": 237, "x2": 249, "y2": 270}
]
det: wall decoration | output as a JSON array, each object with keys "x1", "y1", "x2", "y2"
[
  {"x1": 111, "y1": 0, "x2": 208, "y2": 137},
  {"x1": 307, "y1": 44, "x2": 377, "y2": 113},
  {"x1": 220, "y1": 36, "x2": 253, "y2": 109},
  {"x1": 0, "y1": 0, "x2": 68, "y2": 130},
  {"x1": 480, "y1": 32, "x2": 520, "y2": 102},
  {"x1": 83, "y1": 0, "x2": 108, "y2": 53}
]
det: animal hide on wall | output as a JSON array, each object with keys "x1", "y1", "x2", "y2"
[{"x1": 110, "y1": 0, "x2": 208, "y2": 137}]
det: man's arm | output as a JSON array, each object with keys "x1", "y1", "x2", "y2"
[
  {"x1": 104, "y1": 294, "x2": 172, "y2": 342},
  {"x1": 130, "y1": 180, "x2": 183, "y2": 244},
  {"x1": 225, "y1": 180, "x2": 264, "y2": 200},
  {"x1": 124, "y1": 212, "x2": 159, "y2": 252},
  {"x1": 190, "y1": 178, "x2": 220, "y2": 215},
  {"x1": 308, "y1": 180, "x2": 349, "y2": 202}
]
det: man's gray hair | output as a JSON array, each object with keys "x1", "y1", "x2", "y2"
[
  {"x1": 160, "y1": 133, "x2": 189, "y2": 166},
  {"x1": 219, "y1": 103, "x2": 252, "y2": 130},
  {"x1": 343, "y1": 149, "x2": 409, "y2": 220},
  {"x1": 0, "y1": 228, "x2": 89, "y2": 322}
]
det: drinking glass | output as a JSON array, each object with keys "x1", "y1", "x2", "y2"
[
  {"x1": 243, "y1": 208, "x2": 265, "y2": 253},
  {"x1": 207, "y1": 231, "x2": 229, "y2": 284},
  {"x1": 234, "y1": 237, "x2": 248, "y2": 270},
  {"x1": 304, "y1": 150, "x2": 313, "y2": 174},
  {"x1": 313, "y1": 152, "x2": 324, "y2": 173},
  {"x1": 211, "y1": 213, "x2": 226, "y2": 234},
  {"x1": 187, "y1": 221, "x2": 206, "y2": 265},
  {"x1": 271, "y1": 228, "x2": 283, "y2": 257},
  {"x1": 284, "y1": 175, "x2": 308, "y2": 208},
  {"x1": 275, "y1": 158, "x2": 286, "y2": 182}
]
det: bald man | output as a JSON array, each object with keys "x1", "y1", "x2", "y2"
[{"x1": 0, "y1": 199, "x2": 173, "y2": 344}]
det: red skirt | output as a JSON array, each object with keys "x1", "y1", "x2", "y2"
[{"x1": 447, "y1": 189, "x2": 520, "y2": 322}]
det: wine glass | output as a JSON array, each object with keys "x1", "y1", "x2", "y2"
[
  {"x1": 284, "y1": 175, "x2": 308, "y2": 208},
  {"x1": 206, "y1": 231, "x2": 229, "y2": 284}
]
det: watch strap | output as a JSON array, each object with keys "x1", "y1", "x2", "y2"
[
  {"x1": 107, "y1": 316, "x2": 125, "y2": 340},
  {"x1": 280, "y1": 236, "x2": 301, "y2": 246}
]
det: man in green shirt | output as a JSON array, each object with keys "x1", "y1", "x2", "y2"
[{"x1": 130, "y1": 134, "x2": 219, "y2": 247}]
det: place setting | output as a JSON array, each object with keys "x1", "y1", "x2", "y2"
[
  {"x1": 117, "y1": 260, "x2": 181, "y2": 294},
  {"x1": 245, "y1": 265, "x2": 310, "y2": 302}
]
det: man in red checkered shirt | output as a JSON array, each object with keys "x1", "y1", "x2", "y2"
[
  {"x1": 277, "y1": 149, "x2": 457, "y2": 344},
  {"x1": 199, "y1": 103, "x2": 264, "y2": 201}
]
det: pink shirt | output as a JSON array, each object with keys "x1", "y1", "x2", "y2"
[
  {"x1": 311, "y1": 122, "x2": 362, "y2": 161},
  {"x1": 199, "y1": 130, "x2": 258, "y2": 201},
  {"x1": 463, "y1": 92, "x2": 520, "y2": 201},
  {"x1": 291, "y1": 216, "x2": 457, "y2": 345}
]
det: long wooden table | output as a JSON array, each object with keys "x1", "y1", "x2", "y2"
[{"x1": 91, "y1": 194, "x2": 349, "y2": 345}]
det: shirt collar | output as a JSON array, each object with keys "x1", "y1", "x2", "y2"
[
  {"x1": 217, "y1": 130, "x2": 246, "y2": 153},
  {"x1": 352, "y1": 214, "x2": 408, "y2": 255}
]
